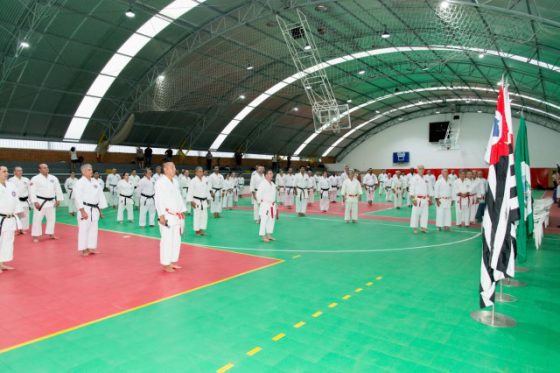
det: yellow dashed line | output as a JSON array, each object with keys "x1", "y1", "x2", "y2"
[
  {"x1": 355, "y1": 288, "x2": 363, "y2": 293},
  {"x1": 342, "y1": 295, "x2": 351, "y2": 300},
  {"x1": 312, "y1": 311, "x2": 322, "y2": 318},
  {"x1": 366, "y1": 282, "x2": 373, "y2": 286},
  {"x1": 272, "y1": 333, "x2": 285, "y2": 341},
  {"x1": 294, "y1": 321, "x2": 305, "y2": 328},
  {"x1": 376, "y1": 276, "x2": 383, "y2": 280},
  {"x1": 328, "y1": 302, "x2": 338, "y2": 308},
  {"x1": 217, "y1": 362, "x2": 234, "y2": 373},
  {"x1": 246, "y1": 347, "x2": 262, "y2": 356}
]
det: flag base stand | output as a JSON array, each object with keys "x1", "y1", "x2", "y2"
[
  {"x1": 516, "y1": 266, "x2": 529, "y2": 273},
  {"x1": 502, "y1": 278, "x2": 526, "y2": 287},
  {"x1": 470, "y1": 307, "x2": 516, "y2": 328},
  {"x1": 495, "y1": 282, "x2": 516, "y2": 303}
]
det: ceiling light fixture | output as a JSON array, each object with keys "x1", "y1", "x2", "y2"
[
  {"x1": 347, "y1": 99, "x2": 352, "y2": 103},
  {"x1": 293, "y1": 107, "x2": 299, "y2": 112},
  {"x1": 375, "y1": 110, "x2": 380, "y2": 114},
  {"x1": 246, "y1": 64, "x2": 254, "y2": 71},
  {"x1": 440, "y1": 1, "x2": 450, "y2": 10},
  {"x1": 478, "y1": 53, "x2": 485, "y2": 59},
  {"x1": 239, "y1": 94, "x2": 246, "y2": 100},
  {"x1": 304, "y1": 44, "x2": 312, "y2": 50},
  {"x1": 435, "y1": 111, "x2": 441, "y2": 114},
  {"x1": 358, "y1": 70, "x2": 366, "y2": 75},
  {"x1": 381, "y1": 30, "x2": 390, "y2": 39},
  {"x1": 20, "y1": 41, "x2": 30, "y2": 48},
  {"x1": 157, "y1": 74, "x2": 165, "y2": 81},
  {"x1": 125, "y1": 8, "x2": 136, "y2": 18}
]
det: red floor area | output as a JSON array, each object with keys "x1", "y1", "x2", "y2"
[{"x1": 0, "y1": 225, "x2": 280, "y2": 352}]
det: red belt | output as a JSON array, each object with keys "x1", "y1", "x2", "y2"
[
  {"x1": 347, "y1": 194, "x2": 358, "y2": 197},
  {"x1": 416, "y1": 195, "x2": 426, "y2": 199}
]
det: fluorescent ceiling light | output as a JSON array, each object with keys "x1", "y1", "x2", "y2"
[
  {"x1": 20, "y1": 41, "x2": 30, "y2": 48},
  {"x1": 381, "y1": 30, "x2": 390, "y2": 39},
  {"x1": 137, "y1": 15, "x2": 172, "y2": 38},
  {"x1": 100, "y1": 54, "x2": 132, "y2": 77},
  {"x1": 87, "y1": 75, "x2": 116, "y2": 98},
  {"x1": 125, "y1": 9, "x2": 135, "y2": 18},
  {"x1": 117, "y1": 33, "x2": 151, "y2": 57},
  {"x1": 74, "y1": 96, "x2": 102, "y2": 119}
]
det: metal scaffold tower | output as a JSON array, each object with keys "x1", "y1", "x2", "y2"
[
  {"x1": 439, "y1": 115, "x2": 461, "y2": 150},
  {"x1": 277, "y1": 10, "x2": 350, "y2": 134}
]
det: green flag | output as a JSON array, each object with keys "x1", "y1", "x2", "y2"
[{"x1": 514, "y1": 116, "x2": 533, "y2": 263}]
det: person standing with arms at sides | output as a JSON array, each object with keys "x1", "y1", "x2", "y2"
[
  {"x1": 73, "y1": 164, "x2": 107, "y2": 256},
  {"x1": 405, "y1": 168, "x2": 415, "y2": 207},
  {"x1": 232, "y1": 172, "x2": 240, "y2": 206},
  {"x1": 187, "y1": 166, "x2": 212, "y2": 236},
  {"x1": 164, "y1": 147, "x2": 173, "y2": 162},
  {"x1": 391, "y1": 171, "x2": 404, "y2": 209},
  {"x1": 328, "y1": 172, "x2": 338, "y2": 203},
  {"x1": 409, "y1": 165, "x2": 432, "y2": 234},
  {"x1": 341, "y1": 169, "x2": 362, "y2": 223},
  {"x1": 284, "y1": 168, "x2": 295, "y2": 208},
  {"x1": 136, "y1": 147, "x2": 144, "y2": 169},
  {"x1": 307, "y1": 170, "x2": 316, "y2": 206},
  {"x1": 453, "y1": 170, "x2": 473, "y2": 228},
  {"x1": 155, "y1": 162, "x2": 186, "y2": 273},
  {"x1": 475, "y1": 170, "x2": 488, "y2": 223},
  {"x1": 93, "y1": 170, "x2": 105, "y2": 190},
  {"x1": 206, "y1": 150, "x2": 213, "y2": 170},
  {"x1": 378, "y1": 169, "x2": 387, "y2": 196},
  {"x1": 137, "y1": 168, "x2": 156, "y2": 228},
  {"x1": 208, "y1": 166, "x2": 224, "y2": 218},
  {"x1": 318, "y1": 170, "x2": 331, "y2": 213},
  {"x1": 275, "y1": 169, "x2": 285, "y2": 205},
  {"x1": 29, "y1": 163, "x2": 64, "y2": 243},
  {"x1": 426, "y1": 170, "x2": 436, "y2": 193},
  {"x1": 0, "y1": 165, "x2": 23, "y2": 272},
  {"x1": 363, "y1": 169, "x2": 378, "y2": 205},
  {"x1": 106, "y1": 168, "x2": 120, "y2": 209},
  {"x1": 144, "y1": 145, "x2": 153, "y2": 167},
  {"x1": 117, "y1": 172, "x2": 134, "y2": 224},
  {"x1": 69, "y1": 146, "x2": 80, "y2": 172},
  {"x1": 65, "y1": 172, "x2": 78, "y2": 216},
  {"x1": 294, "y1": 166, "x2": 309, "y2": 217},
  {"x1": 179, "y1": 169, "x2": 192, "y2": 215},
  {"x1": 470, "y1": 170, "x2": 481, "y2": 224},
  {"x1": 129, "y1": 169, "x2": 141, "y2": 207},
  {"x1": 152, "y1": 165, "x2": 162, "y2": 182},
  {"x1": 384, "y1": 172, "x2": 393, "y2": 202},
  {"x1": 250, "y1": 165, "x2": 265, "y2": 223},
  {"x1": 434, "y1": 169, "x2": 453, "y2": 231},
  {"x1": 222, "y1": 173, "x2": 234, "y2": 210},
  {"x1": 256, "y1": 169, "x2": 278, "y2": 242},
  {"x1": 9, "y1": 167, "x2": 30, "y2": 234}
]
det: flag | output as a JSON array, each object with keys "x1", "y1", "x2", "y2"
[
  {"x1": 514, "y1": 116, "x2": 533, "y2": 263},
  {"x1": 479, "y1": 82, "x2": 520, "y2": 308}
]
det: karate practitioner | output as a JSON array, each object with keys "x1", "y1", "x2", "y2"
[
  {"x1": 275, "y1": 169, "x2": 285, "y2": 205},
  {"x1": 294, "y1": 166, "x2": 309, "y2": 216},
  {"x1": 236, "y1": 173, "x2": 244, "y2": 204},
  {"x1": 250, "y1": 165, "x2": 265, "y2": 222},
  {"x1": 378, "y1": 169, "x2": 388, "y2": 196},
  {"x1": 284, "y1": 168, "x2": 295, "y2": 208},
  {"x1": 391, "y1": 171, "x2": 404, "y2": 209},
  {"x1": 179, "y1": 169, "x2": 192, "y2": 215},
  {"x1": 318, "y1": 171, "x2": 331, "y2": 213},
  {"x1": 187, "y1": 166, "x2": 212, "y2": 236},
  {"x1": 363, "y1": 169, "x2": 378, "y2": 205},
  {"x1": 256, "y1": 169, "x2": 278, "y2": 242},
  {"x1": 9, "y1": 167, "x2": 30, "y2": 234},
  {"x1": 93, "y1": 171, "x2": 104, "y2": 190},
  {"x1": 208, "y1": 166, "x2": 224, "y2": 218},
  {"x1": 155, "y1": 162, "x2": 186, "y2": 273},
  {"x1": 0, "y1": 166, "x2": 23, "y2": 272},
  {"x1": 74, "y1": 163, "x2": 107, "y2": 256},
  {"x1": 307, "y1": 170, "x2": 316, "y2": 205},
  {"x1": 434, "y1": 169, "x2": 453, "y2": 231},
  {"x1": 470, "y1": 170, "x2": 480, "y2": 224},
  {"x1": 475, "y1": 171, "x2": 488, "y2": 222},
  {"x1": 29, "y1": 163, "x2": 64, "y2": 243},
  {"x1": 64, "y1": 172, "x2": 78, "y2": 216},
  {"x1": 129, "y1": 169, "x2": 141, "y2": 207},
  {"x1": 137, "y1": 168, "x2": 156, "y2": 228},
  {"x1": 409, "y1": 165, "x2": 432, "y2": 233},
  {"x1": 384, "y1": 172, "x2": 393, "y2": 202},
  {"x1": 341, "y1": 169, "x2": 362, "y2": 223},
  {"x1": 152, "y1": 166, "x2": 162, "y2": 182},
  {"x1": 232, "y1": 172, "x2": 240, "y2": 206},
  {"x1": 454, "y1": 170, "x2": 473, "y2": 227},
  {"x1": 106, "y1": 169, "x2": 121, "y2": 208},
  {"x1": 222, "y1": 173, "x2": 234, "y2": 210},
  {"x1": 328, "y1": 172, "x2": 338, "y2": 203},
  {"x1": 405, "y1": 168, "x2": 415, "y2": 207},
  {"x1": 117, "y1": 172, "x2": 134, "y2": 223}
]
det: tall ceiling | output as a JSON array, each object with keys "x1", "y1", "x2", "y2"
[{"x1": 1, "y1": 0, "x2": 559, "y2": 158}]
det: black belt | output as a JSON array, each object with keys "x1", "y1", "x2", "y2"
[
  {"x1": 141, "y1": 193, "x2": 155, "y2": 206},
  {"x1": 83, "y1": 202, "x2": 99, "y2": 221},
  {"x1": 120, "y1": 194, "x2": 133, "y2": 204},
  {"x1": 0, "y1": 213, "x2": 16, "y2": 236},
  {"x1": 19, "y1": 196, "x2": 29, "y2": 202},
  {"x1": 194, "y1": 196, "x2": 207, "y2": 210},
  {"x1": 36, "y1": 195, "x2": 56, "y2": 211},
  {"x1": 297, "y1": 187, "x2": 307, "y2": 200}
]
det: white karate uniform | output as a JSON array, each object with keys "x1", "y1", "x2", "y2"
[
  {"x1": 117, "y1": 179, "x2": 134, "y2": 222},
  {"x1": 378, "y1": 173, "x2": 387, "y2": 195},
  {"x1": 384, "y1": 174, "x2": 393, "y2": 202},
  {"x1": 233, "y1": 177, "x2": 241, "y2": 204},
  {"x1": 275, "y1": 173, "x2": 285, "y2": 204},
  {"x1": 404, "y1": 173, "x2": 414, "y2": 206},
  {"x1": 106, "y1": 173, "x2": 121, "y2": 206},
  {"x1": 256, "y1": 180, "x2": 277, "y2": 236},
  {"x1": 64, "y1": 177, "x2": 77, "y2": 214},
  {"x1": 152, "y1": 173, "x2": 162, "y2": 183},
  {"x1": 250, "y1": 172, "x2": 264, "y2": 220},
  {"x1": 29, "y1": 174, "x2": 64, "y2": 237},
  {"x1": 178, "y1": 174, "x2": 192, "y2": 214},
  {"x1": 318, "y1": 176, "x2": 331, "y2": 212},
  {"x1": 328, "y1": 175, "x2": 338, "y2": 202},
  {"x1": 8, "y1": 176, "x2": 30, "y2": 230},
  {"x1": 129, "y1": 174, "x2": 141, "y2": 206},
  {"x1": 307, "y1": 175, "x2": 316, "y2": 204},
  {"x1": 187, "y1": 176, "x2": 212, "y2": 231},
  {"x1": 470, "y1": 178, "x2": 482, "y2": 223},
  {"x1": 208, "y1": 172, "x2": 224, "y2": 214},
  {"x1": 0, "y1": 181, "x2": 23, "y2": 263},
  {"x1": 137, "y1": 176, "x2": 156, "y2": 227},
  {"x1": 341, "y1": 178, "x2": 362, "y2": 221},
  {"x1": 363, "y1": 173, "x2": 378, "y2": 203},
  {"x1": 391, "y1": 176, "x2": 404, "y2": 208},
  {"x1": 454, "y1": 178, "x2": 473, "y2": 226},
  {"x1": 294, "y1": 172, "x2": 309, "y2": 214},
  {"x1": 74, "y1": 176, "x2": 107, "y2": 251},
  {"x1": 409, "y1": 174, "x2": 432, "y2": 229},
  {"x1": 222, "y1": 178, "x2": 234, "y2": 209},
  {"x1": 434, "y1": 177, "x2": 453, "y2": 228},
  {"x1": 284, "y1": 174, "x2": 295, "y2": 207},
  {"x1": 155, "y1": 176, "x2": 186, "y2": 266}
]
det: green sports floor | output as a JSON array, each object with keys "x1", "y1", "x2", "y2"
[{"x1": 0, "y1": 192, "x2": 558, "y2": 372}]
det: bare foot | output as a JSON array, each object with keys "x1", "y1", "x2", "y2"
[
  {"x1": 421, "y1": 229, "x2": 428, "y2": 233},
  {"x1": 81, "y1": 250, "x2": 90, "y2": 256},
  {"x1": 49, "y1": 235, "x2": 59, "y2": 240},
  {"x1": 88, "y1": 250, "x2": 99, "y2": 255},
  {"x1": 413, "y1": 229, "x2": 418, "y2": 234},
  {"x1": 199, "y1": 231, "x2": 206, "y2": 236},
  {"x1": 1, "y1": 265, "x2": 14, "y2": 270},
  {"x1": 268, "y1": 236, "x2": 276, "y2": 241},
  {"x1": 262, "y1": 238, "x2": 270, "y2": 243},
  {"x1": 163, "y1": 266, "x2": 175, "y2": 273},
  {"x1": 171, "y1": 264, "x2": 182, "y2": 269},
  {"x1": 33, "y1": 237, "x2": 39, "y2": 243}
]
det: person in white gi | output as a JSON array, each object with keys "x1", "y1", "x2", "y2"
[
  {"x1": 284, "y1": 168, "x2": 295, "y2": 208},
  {"x1": 29, "y1": 163, "x2": 64, "y2": 243},
  {"x1": 454, "y1": 170, "x2": 473, "y2": 227},
  {"x1": 318, "y1": 170, "x2": 331, "y2": 213},
  {"x1": 434, "y1": 169, "x2": 453, "y2": 231},
  {"x1": 178, "y1": 169, "x2": 192, "y2": 215},
  {"x1": 341, "y1": 169, "x2": 362, "y2": 223},
  {"x1": 391, "y1": 171, "x2": 404, "y2": 209},
  {"x1": 475, "y1": 170, "x2": 488, "y2": 222},
  {"x1": 448, "y1": 170, "x2": 457, "y2": 184},
  {"x1": 384, "y1": 172, "x2": 393, "y2": 202},
  {"x1": 235, "y1": 173, "x2": 244, "y2": 205},
  {"x1": 0, "y1": 166, "x2": 23, "y2": 272},
  {"x1": 65, "y1": 172, "x2": 78, "y2": 216},
  {"x1": 152, "y1": 166, "x2": 163, "y2": 182},
  {"x1": 250, "y1": 166, "x2": 265, "y2": 222},
  {"x1": 129, "y1": 169, "x2": 141, "y2": 207},
  {"x1": 363, "y1": 169, "x2": 378, "y2": 205},
  {"x1": 328, "y1": 173, "x2": 338, "y2": 203},
  {"x1": 409, "y1": 165, "x2": 432, "y2": 233},
  {"x1": 469, "y1": 170, "x2": 479, "y2": 224},
  {"x1": 106, "y1": 169, "x2": 121, "y2": 208},
  {"x1": 294, "y1": 166, "x2": 309, "y2": 216},
  {"x1": 74, "y1": 164, "x2": 108, "y2": 256},
  {"x1": 275, "y1": 169, "x2": 285, "y2": 205},
  {"x1": 378, "y1": 170, "x2": 387, "y2": 196},
  {"x1": 9, "y1": 167, "x2": 30, "y2": 234},
  {"x1": 307, "y1": 170, "x2": 316, "y2": 205},
  {"x1": 155, "y1": 162, "x2": 186, "y2": 273},
  {"x1": 426, "y1": 170, "x2": 436, "y2": 193},
  {"x1": 187, "y1": 166, "x2": 212, "y2": 236},
  {"x1": 93, "y1": 171, "x2": 105, "y2": 190},
  {"x1": 208, "y1": 166, "x2": 224, "y2": 218},
  {"x1": 405, "y1": 168, "x2": 415, "y2": 207},
  {"x1": 256, "y1": 169, "x2": 278, "y2": 242},
  {"x1": 117, "y1": 172, "x2": 134, "y2": 223},
  {"x1": 137, "y1": 168, "x2": 156, "y2": 228},
  {"x1": 222, "y1": 173, "x2": 234, "y2": 210}
]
